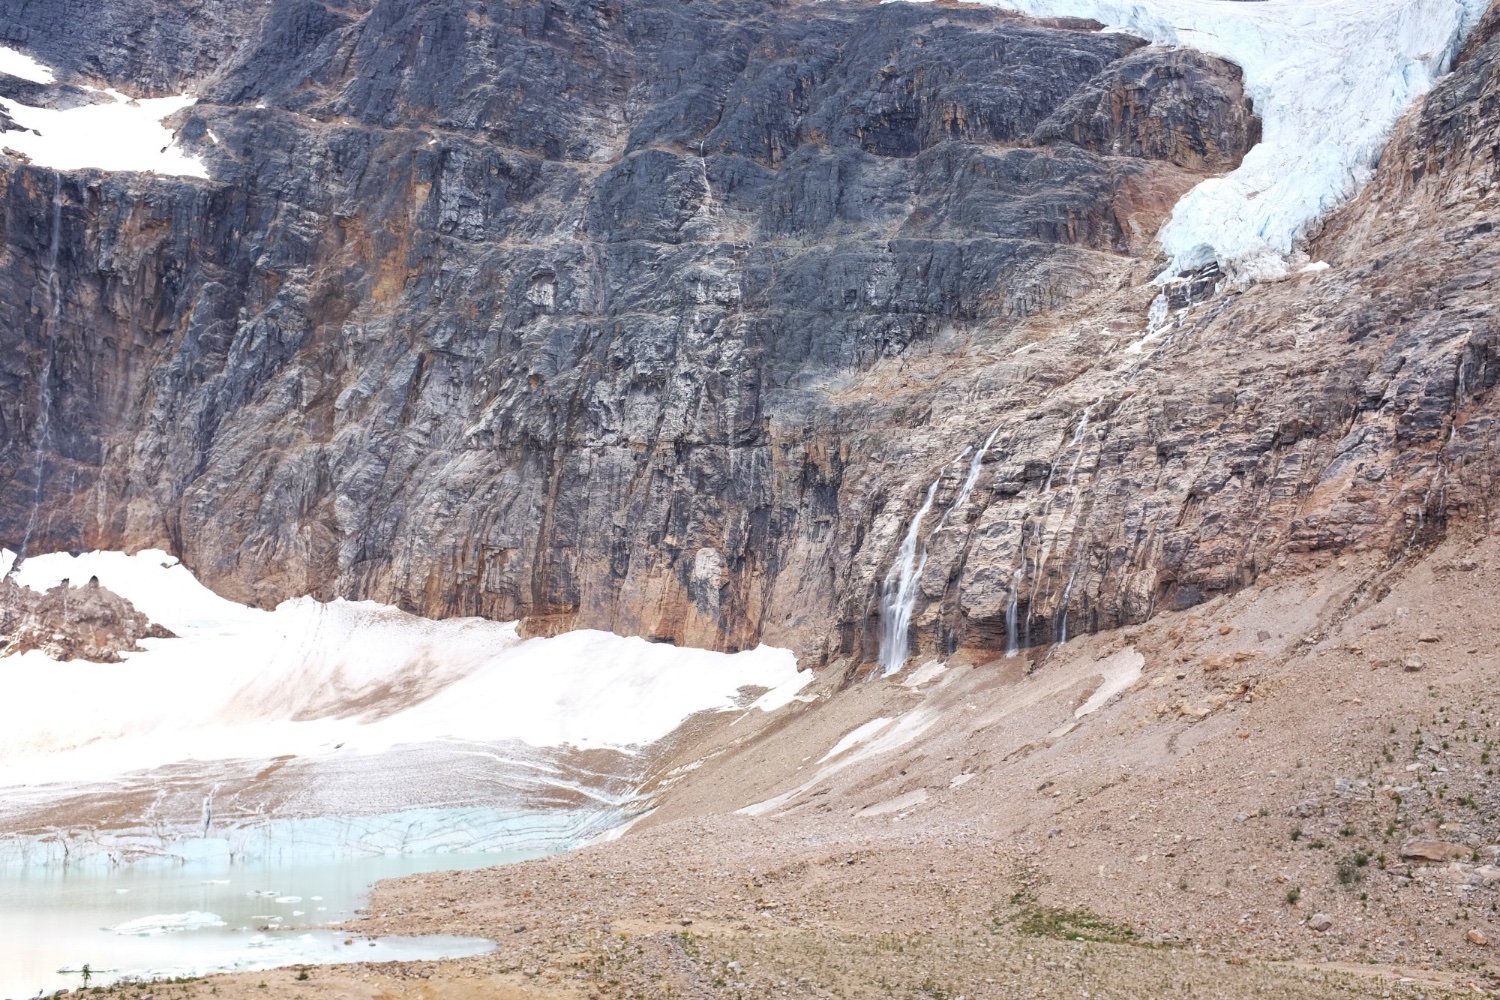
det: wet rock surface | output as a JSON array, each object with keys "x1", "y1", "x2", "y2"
[
  {"x1": 6, "y1": 0, "x2": 1498, "y2": 674},
  {"x1": 0, "y1": 0, "x2": 1261, "y2": 663}
]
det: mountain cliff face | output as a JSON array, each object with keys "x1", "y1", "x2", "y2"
[
  {"x1": 0, "y1": 0, "x2": 1265, "y2": 665},
  {"x1": 4, "y1": 0, "x2": 1493, "y2": 675}
]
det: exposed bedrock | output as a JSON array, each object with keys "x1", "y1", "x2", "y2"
[
  {"x1": 0, "y1": 576, "x2": 172, "y2": 662},
  {"x1": 0, "y1": 0, "x2": 1491, "y2": 670}
]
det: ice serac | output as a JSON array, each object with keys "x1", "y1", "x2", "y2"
[
  {"x1": 979, "y1": 0, "x2": 1489, "y2": 278},
  {"x1": 2, "y1": 0, "x2": 1499, "y2": 676}
]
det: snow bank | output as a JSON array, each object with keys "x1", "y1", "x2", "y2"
[
  {"x1": 0, "y1": 46, "x2": 54, "y2": 85},
  {"x1": 968, "y1": 0, "x2": 1487, "y2": 278},
  {"x1": 0, "y1": 550, "x2": 809, "y2": 789},
  {"x1": 0, "y1": 43, "x2": 207, "y2": 178},
  {"x1": 0, "y1": 88, "x2": 209, "y2": 178},
  {"x1": 1073, "y1": 646, "x2": 1143, "y2": 718}
]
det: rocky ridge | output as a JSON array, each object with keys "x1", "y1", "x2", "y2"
[{"x1": 0, "y1": 575, "x2": 171, "y2": 661}]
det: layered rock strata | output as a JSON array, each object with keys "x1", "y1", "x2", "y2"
[
  {"x1": 0, "y1": 0, "x2": 1265, "y2": 667},
  {"x1": 13, "y1": 0, "x2": 1496, "y2": 673}
]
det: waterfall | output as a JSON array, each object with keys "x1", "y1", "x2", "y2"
[
  {"x1": 1147, "y1": 291, "x2": 1168, "y2": 331},
  {"x1": 1007, "y1": 400, "x2": 1100, "y2": 658},
  {"x1": 19, "y1": 175, "x2": 64, "y2": 558},
  {"x1": 931, "y1": 428, "x2": 998, "y2": 536},
  {"x1": 877, "y1": 428, "x2": 1000, "y2": 677},
  {"x1": 1003, "y1": 565, "x2": 1024, "y2": 658},
  {"x1": 877, "y1": 479, "x2": 940, "y2": 677},
  {"x1": 1056, "y1": 560, "x2": 1081, "y2": 645}
]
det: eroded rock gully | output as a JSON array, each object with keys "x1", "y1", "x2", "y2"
[{"x1": 0, "y1": 0, "x2": 1490, "y2": 672}]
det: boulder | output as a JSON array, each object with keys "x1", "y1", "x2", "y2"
[{"x1": 1399, "y1": 839, "x2": 1471, "y2": 863}]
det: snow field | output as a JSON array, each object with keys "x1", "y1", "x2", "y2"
[{"x1": 0, "y1": 549, "x2": 810, "y2": 789}]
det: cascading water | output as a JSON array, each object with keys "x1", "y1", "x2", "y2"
[
  {"x1": 948, "y1": 428, "x2": 999, "y2": 518},
  {"x1": 878, "y1": 480, "x2": 940, "y2": 676},
  {"x1": 1004, "y1": 402, "x2": 1100, "y2": 658},
  {"x1": 1003, "y1": 564, "x2": 1024, "y2": 658},
  {"x1": 18, "y1": 175, "x2": 64, "y2": 558},
  {"x1": 878, "y1": 429, "x2": 1000, "y2": 676}
]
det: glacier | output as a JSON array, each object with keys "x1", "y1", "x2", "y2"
[
  {"x1": 0, "y1": 549, "x2": 809, "y2": 866},
  {"x1": 967, "y1": 0, "x2": 1488, "y2": 278}
]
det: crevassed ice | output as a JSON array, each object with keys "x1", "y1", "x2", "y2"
[
  {"x1": 0, "y1": 549, "x2": 810, "y2": 789},
  {"x1": 966, "y1": 0, "x2": 1488, "y2": 278},
  {"x1": 0, "y1": 42, "x2": 208, "y2": 178}
]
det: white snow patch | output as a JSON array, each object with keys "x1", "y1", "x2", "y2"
[
  {"x1": 901, "y1": 659, "x2": 947, "y2": 688},
  {"x1": 965, "y1": 0, "x2": 1487, "y2": 278},
  {"x1": 1300, "y1": 260, "x2": 1331, "y2": 274},
  {"x1": 0, "y1": 89, "x2": 208, "y2": 178},
  {"x1": 585, "y1": 808, "x2": 656, "y2": 845},
  {"x1": 0, "y1": 548, "x2": 14, "y2": 580},
  {"x1": 858, "y1": 788, "x2": 927, "y2": 817},
  {"x1": 0, "y1": 550, "x2": 809, "y2": 789},
  {"x1": 0, "y1": 46, "x2": 54, "y2": 85},
  {"x1": 747, "y1": 668, "x2": 815, "y2": 712},
  {"x1": 819, "y1": 717, "x2": 894, "y2": 763},
  {"x1": 739, "y1": 707, "x2": 938, "y2": 817},
  {"x1": 1074, "y1": 646, "x2": 1144, "y2": 718}
]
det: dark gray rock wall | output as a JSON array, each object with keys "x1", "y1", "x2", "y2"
[{"x1": 0, "y1": 0, "x2": 1293, "y2": 666}]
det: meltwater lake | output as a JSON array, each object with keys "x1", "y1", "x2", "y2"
[{"x1": 0, "y1": 853, "x2": 516, "y2": 996}]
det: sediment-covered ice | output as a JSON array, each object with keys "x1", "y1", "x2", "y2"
[
  {"x1": 969, "y1": 0, "x2": 1487, "y2": 278},
  {"x1": 0, "y1": 549, "x2": 809, "y2": 789}
]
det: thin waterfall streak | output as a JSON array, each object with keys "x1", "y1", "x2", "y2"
[
  {"x1": 1004, "y1": 564, "x2": 1023, "y2": 658},
  {"x1": 878, "y1": 479, "x2": 940, "y2": 677},
  {"x1": 20, "y1": 176, "x2": 64, "y2": 558},
  {"x1": 1057, "y1": 560, "x2": 1081, "y2": 645},
  {"x1": 1016, "y1": 402, "x2": 1099, "y2": 656},
  {"x1": 934, "y1": 428, "x2": 997, "y2": 536},
  {"x1": 878, "y1": 428, "x2": 999, "y2": 677}
]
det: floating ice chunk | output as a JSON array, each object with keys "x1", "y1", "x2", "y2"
[
  {"x1": 0, "y1": 46, "x2": 54, "y2": 84},
  {"x1": 969, "y1": 0, "x2": 1487, "y2": 276},
  {"x1": 274, "y1": 896, "x2": 302, "y2": 904},
  {"x1": 111, "y1": 911, "x2": 226, "y2": 935},
  {"x1": 0, "y1": 91, "x2": 208, "y2": 178}
]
